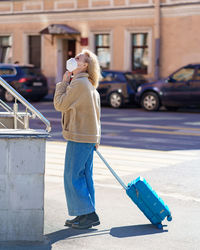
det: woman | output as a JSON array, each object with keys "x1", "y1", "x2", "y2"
[{"x1": 54, "y1": 49, "x2": 101, "y2": 229}]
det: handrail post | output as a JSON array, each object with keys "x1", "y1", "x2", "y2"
[
  {"x1": 24, "y1": 108, "x2": 29, "y2": 129},
  {"x1": 13, "y1": 100, "x2": 18, "y2": 129}
]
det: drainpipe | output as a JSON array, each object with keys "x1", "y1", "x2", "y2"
[{"x1": 154, "y1": 0, "x2": 161, "y2": 80}]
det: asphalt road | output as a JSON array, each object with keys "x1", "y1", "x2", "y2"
[{"x1": 28, "y1": 101, "x2": 200, "y2": 151}]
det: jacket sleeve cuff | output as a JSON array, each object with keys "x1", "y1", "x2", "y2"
[{"x1": 55, "y1": 81, "x2": 69, "y2": 93}]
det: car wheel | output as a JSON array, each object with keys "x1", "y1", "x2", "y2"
[
  {"x1": 109, "y1": 92, "x2": 123, "y2": 108},
  {"x1": 4, "y1": 90, "x2": 14, "y2": 102},
  {"x1": 141, "y1": 92, "x2": 160, "y2": 111},
  {"x1": 165, "y1": 106, "x2": 178, "y2": 111}
]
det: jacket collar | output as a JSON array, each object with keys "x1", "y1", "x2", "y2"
[{"x1": 72, "y1": 72, "x2": 89, "y2": 81}]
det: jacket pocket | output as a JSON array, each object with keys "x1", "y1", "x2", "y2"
[
  {"x1": 61, "y1": 113, "x2": 65, "y2": 127},
  {"x1": 62, "y1": 112, "x2": 70, "y2": 131}
]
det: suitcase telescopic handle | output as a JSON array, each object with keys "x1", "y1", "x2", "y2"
[{"x1": 95, "y1": 149, "x2": 127, "y2": 190}]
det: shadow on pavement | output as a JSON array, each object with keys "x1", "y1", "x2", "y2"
[
  {"x1": 46, "y1": 228, "x2": 97, "y2": 243},
  {"x1": 0, "y1": 228, "x2": 109, "y2": 250},
  {"x1": 0, "y1": 225, "x2": 168, "y2": 249},
  {"x1": 46, "y1": 227, "x2": 110, "y2": 242},
  {"x1": 110, "y1": 224, "x2": 168, "y2": 238}
]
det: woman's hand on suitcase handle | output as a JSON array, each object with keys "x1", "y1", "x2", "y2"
[{"x1": 95, "y1": 143, "x2": 99, "y2": 150}]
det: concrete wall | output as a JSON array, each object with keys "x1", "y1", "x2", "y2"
[{"x1": 0, "y1": 131, "x2": 48, "y2": 241}]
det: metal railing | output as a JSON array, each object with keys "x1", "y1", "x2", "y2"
[
  {"x1": 0, "y1": 98, "x2": 27, "y2": 128},
  {"x1": 0, "y1": 76, "x2": 51, "y2": 132}
]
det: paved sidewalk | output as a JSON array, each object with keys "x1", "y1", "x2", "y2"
[
  {"x1": 44, "y1": 142, "x2": 200, "y2": 250},
  {"x1": 1, "y1": 142, "x2": 200, "y2": 250}
]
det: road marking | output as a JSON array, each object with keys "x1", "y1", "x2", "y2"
[
  {"x1": 35, "y1": 109, "x2": 56, "y2": 113},
  {"x1": 95, "y1": 184, "x2": 200, "y2": 202},
  {"x1": 131, "y1": 129, "x2": 200, "y2": 136},
  {"x1": 158, "y1": 192, "x2": 200, "y2": 203},
  {"x1": 45, "y1": 142, "x2": 200, "y2": 202},
  {"x1": 48, "y1": 117, "x2": 60, "y2": 122},
  {"x1": 184, "y1": 122, "x2": 200, "y2": 126},
  {"x1": 139, "y1": 125, "x2": 200, "y2": 131},
  {"x1": 46, "y1": 119, "x2": 200, "y2": 135},
  {"x1": 117, "y1": 117, "x2": 183, "y2": 121},
  {"x1": 101, "y1": 114, "x2": 121, "y2": 117},
  {"x1": 101, "y1": 121, "x2": 200, "y2": 131},
  {"x1": 45, "y1": 141, "x2": 200, "y2": 181},
  {"x1": 50, "y1": 132, "x2": 62, "y2": 136}
]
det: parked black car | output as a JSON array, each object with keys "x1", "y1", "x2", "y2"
[
  {"x1": 135, "y1": 64, "x2": 200, "y2": 111},
  {"x1": 0, "y1": 64, "x2": 48, "y2": 102},
  {"x1": 98, "y1": 70, "x2": 146, "y2": 108}
]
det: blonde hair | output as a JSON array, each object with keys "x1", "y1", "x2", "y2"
[{"x1": 82, "y1": 49, "x2": 101, "y2": 89}]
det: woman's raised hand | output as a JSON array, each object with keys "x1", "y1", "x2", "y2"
[{"x1": 62, "y1": 71, "x2": 72, "y2": 83}]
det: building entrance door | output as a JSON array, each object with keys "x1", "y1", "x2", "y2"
[
  {"x1": 62, "y1": 39, "x2": 76, "y2": 76},
  {"x1": 28, "y1": 35, "x2": 41, "y2": 68},
  {"x1": 56, "y1": 38, "x2": 76, "y2": 83}
]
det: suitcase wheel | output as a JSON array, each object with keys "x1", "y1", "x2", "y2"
[
  {"x1": 167, "y1": 215, "x2": 172, "y2": 221},
  {"x1": 157, "y1": 223, "x2": 163, "y2": 229}
]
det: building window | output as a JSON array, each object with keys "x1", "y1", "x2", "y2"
[
  {"x1": 95, "y1": 34, "x2": 110, "y2": 69},
  {"x1": 132, "y1": 33, "x2": 148, "y2": 74},
  {"x1": 0, "y1": 36, "x2": 12, "y2": 63},
  {"x1": 28, "y1": 35, "x2": 41, "y2": 68}
]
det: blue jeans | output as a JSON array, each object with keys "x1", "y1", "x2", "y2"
[{"x1": 64, "y1": 141, "x2": 96, "y2": 216}]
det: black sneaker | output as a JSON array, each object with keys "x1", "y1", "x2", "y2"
[
  {"x1": 72, "y1": 212, "x2": 100, "y2": 229},
  {"x1": 64, "y1": 216, "x2": 82, "y2": 227}
]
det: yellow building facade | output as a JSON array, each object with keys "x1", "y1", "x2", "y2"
[{"x1": 0, "y1": 0, "x2": 200, "y2": 92}]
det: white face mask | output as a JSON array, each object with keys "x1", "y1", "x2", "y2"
[{"x1": 66, "y1": 58, "x2": 78, "y2": 72}]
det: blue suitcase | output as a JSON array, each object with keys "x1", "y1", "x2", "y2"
[{"x1": 95, "y1": 150, "x2": 172, "y2": 229}]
